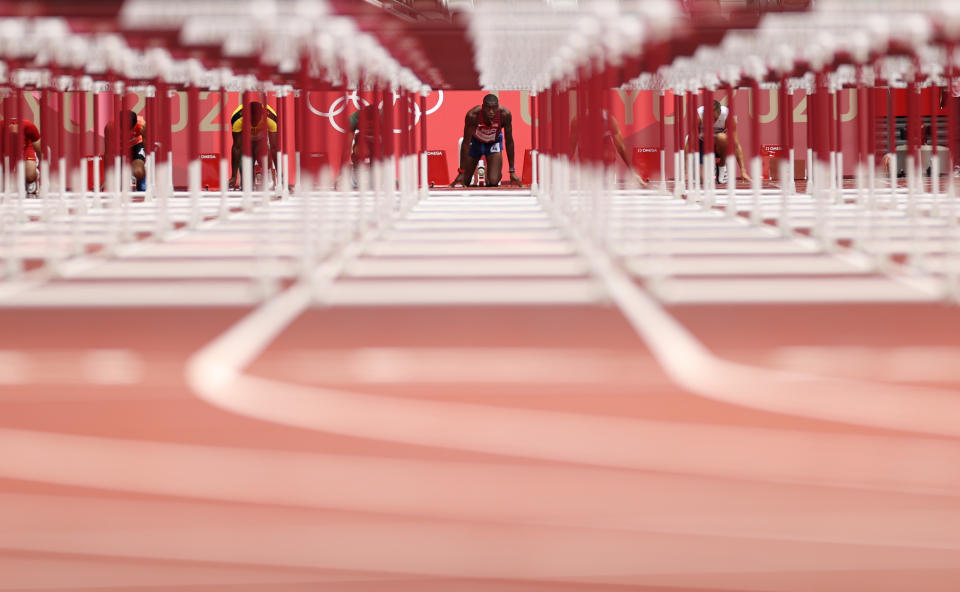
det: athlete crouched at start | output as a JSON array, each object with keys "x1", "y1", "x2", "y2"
[
  {"x1": 103, "y1": 110, "x2": 147, "y2": 191},
  {"x1": 1, "y1": 118, "x2": 42, "y2": 194},
  {"x1": 451, "y1": 94, "x2": 522, "y2": 188},
  {"x1": 228, "y1": 101, "x2": 278, "y2": 190}
]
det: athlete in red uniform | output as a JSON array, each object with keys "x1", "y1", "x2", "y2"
[
  {"x1": 103, "y1": 110, "x2": 147, "y2": 190},
  {"x1": 451, "y1": 94, "x2": 522, "y2": 187},
  {"x1": 1, "y1": 118, "x2": 41, "y2": 191}
]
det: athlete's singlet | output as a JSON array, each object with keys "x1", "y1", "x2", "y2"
[
  {"x1": 697, "y1": 105, "x2": 729, "y2": 138},
  {"x1": 1, "y1": 119, "x2": 41, "y2": 160},
  {"x1": 126, "y1": 116, "x2": 145, "y2": 148},
  {"x1": 472, "y1": 109, "x2": 502, "y2": 143}
]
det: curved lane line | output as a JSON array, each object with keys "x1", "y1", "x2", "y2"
[{"x1": 183, "y1": 195, "x2": 960, "y2": 494}]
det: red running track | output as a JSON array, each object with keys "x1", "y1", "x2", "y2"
[{"x1": 2, "y1": 298, "x2": 960, "y2": 591}]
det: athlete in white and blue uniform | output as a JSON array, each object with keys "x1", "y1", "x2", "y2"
[
  {"x1": 451, "y1": 94, "x2": 523, "y2": 187},
  {"x1": 696, "y1": 100, "x2": 750, "y2": 183}
]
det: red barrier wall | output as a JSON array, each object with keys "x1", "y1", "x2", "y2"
[{"x1": 10, "y1": 86, "x2": 949, "y2": 188}]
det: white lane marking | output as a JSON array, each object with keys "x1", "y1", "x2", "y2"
[
  {"x1": 0, "y1": 281, "x2": 270, "y2": 307},
  {"x1": 323, "y1": 278, "x2": 604, "y2": 306},
  {"x1": 3, "y1": 426, "x2": 959, "y2": 543},
  {"x1": 75, "y1": 259, "x2": 301, "y2": 279},
  {"x1": 4, "y1": 490, "x2": 960, "y2": 580},
  {"x1": 364, "y1": 242, "x2": 576, "y2": 256},
  {"x1": 392, "y1": 220, "x2": 556, "y2": 230},
  {"x1": 625, "y1": 254, "x2": 870, "y2": 276},
  {"x1": 82, "y1": 349, "x2": 145, "y2": 385},
  {"x1": 650, "y1": 277, "x2": 941, "y2": 304},
  {"x1": 405, "y1": 212, "x2": 550, "y2": 221},
  {"x1": 574, "y1": 214, "x2": 960, "y2": 438},
  {"x1": 616, "y1": 228, "x2": 783, "y2": 240},
  {"x1": 614, "y1": 239, "x2": 818, "y2": 255},
  {"x1": 0, "y1": 203, "x2": 249, "y2": 301},
  {"x1": 0, "y1": 552, "x2": 380, "y2": 588},
  {"x1": 0, "y1": 350, "x2": 29, "y2": 384},
  {"x1": 184, "y1": 196, "x2": 960, "y2": 495},
  {"x1": 192, "y1": 351, "x2": 960, "y2": 493},
  {"x1": 106, "y1": 243, "x2": 304, "y2": 257},
  {"x1": 768, "y1": 346, "x2": 960, "y2": 383},
  {"x1": 379, "y1": 230, "x2": 566, "y2": 241},
  {"x1": 0, "y1": 349, "x2": 145, "y2": 385},
  {"x1": 343, "y1": 257, "x2": 589, "y2": 277},
  {"x1": 260, "y1": 348, "x2": 663, "y2": 385},
  {"x1": 187, "y1": 233, "x2": 372, "y2": 394}
]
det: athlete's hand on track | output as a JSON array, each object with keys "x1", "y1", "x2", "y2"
[
  {"x1": 508, "y1": 172, "x2": 523, "y2": 186},
  {"x1": 630, "y1": 167, "x2": 648, "y2": 187}
]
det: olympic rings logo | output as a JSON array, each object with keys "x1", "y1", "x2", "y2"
[{"x1": 307, "y1": 90, "x2": 444, "y2": 134}]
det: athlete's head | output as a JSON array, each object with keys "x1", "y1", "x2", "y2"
[
  {"x1": 713, "y1": 100, "x2": 722, "y2": 118},
  {"x1": 352, "y1": 103, "x2": 378, "y2": 132},
  {"x1": 125, "y1": 110, "x2": 138, "y2": 130},
  {"x1": 249, "y1": 101, "x2": 264, "y2": 126},
  {"x1": 481, "y1": 94, "x2": 498, "y2": 122}
]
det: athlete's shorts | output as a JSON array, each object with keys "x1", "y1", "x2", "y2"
[
  {"x1": 468, "y1": 134, "x2": 503, "y2": 159},
  {"x1": 700, "y1": 138, "x2": 717, "y2": 163},
  {"x1": 131, "y1": 142, "x2": 146, "y2": 162},
  {"x1": 698, "y1": 135, "x2": 725, "y2": 163},
  {"x1": 248, "y1": 135, "x2": 273, "y2": 158}
]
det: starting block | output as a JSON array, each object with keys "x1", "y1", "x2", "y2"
[
  {"x1": 86, "y1": 154, "x2": 103, "y2": 190},
  {"x1": 521, "y1": 148, "x2": 533, "y2": 185},
  {"x1": 632, "y1": 146, "x2": 660, "y2": 180},
  {"x1": 761, "y1": 144, "x2": 784, "y2": 180},
  {"x1": 304, "y1": 152, "x2": 330, "y2": 177},
  {"x1": 200, "y1": 153, "x2": 219, "y2": 190},
  {"x1": 426, "y1": 150, "x2": 449, "y2": 186}
]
